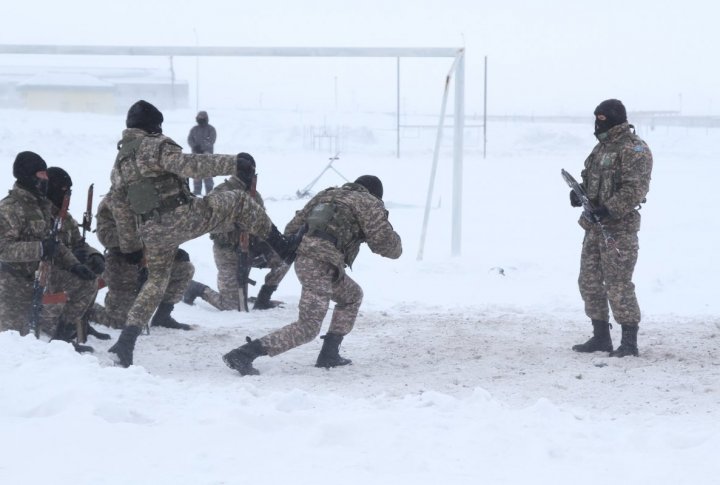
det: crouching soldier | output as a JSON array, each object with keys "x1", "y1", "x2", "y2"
[
  {"x1": 0, "y1": 152, "x2": 97, "y2": 352},
  {"x1": 222, "y1": 175, "x2": 402, "y2": 376},
  {"x1": 184, "y1": 156, "x2": 290, "y2": 310}
]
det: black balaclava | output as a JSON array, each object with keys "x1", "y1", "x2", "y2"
[
  {"x1": 354, "y1": 175, "x2": 383, "y2": 200},
  {"x1": 594, "y1": 99, "x2": 627, "y2": 137},
  {"x1": 196, "y1": 111, "x2": 209, "y2": 126},
  {"x1": 13, "y1": 151, "x2": 48, "y2": 196},
  {"x1": 46, "y1": 166, "x2": 73, "y2": 209},
  {"x1": 237, "y1": 156, "x2": 256, "y2": 188},
  {"x1": 126, "y1": 100, "x2": 164, "y2": 134}
]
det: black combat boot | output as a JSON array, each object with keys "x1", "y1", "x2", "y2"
[
  {"x1": 108, "y1": 325, "x2": 142, "y2": 368},
  {"x1": 151, "y1": 303, "x2": 192, "y2": 330},
  {"x1": 315, "y1": 333, "x2": 352, "y2": 368},
  {"x1": 609, "y1": 324, "x2": 639, "y2": 357},
  {"x1": 52, "y1": 319, "x2": 94, "y2": 353},
  {"x1": 253, "y1": 285, "x2": 279, "y2": 310},
  {"x1": 222, "y1": 337, "x2": 268, "y2": 376},
  {"x1": 572, "y1": 319, "x2": 613, "y2": 353},
  {"x1": 183, "y1": 280, "x2": 208, "y2": 305}
]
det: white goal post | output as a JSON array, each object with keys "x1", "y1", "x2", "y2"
[{"x1": 0, "y1": 44, "x2": 466, "y2": 256}]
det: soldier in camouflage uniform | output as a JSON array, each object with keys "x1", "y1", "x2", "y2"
[
  {"x1": 569, "y1": 99, "x2": 653, "y2": 358},
  {"x1": 93, "y1": 192, "x2": 195, "y2": 330},
  {"x1": 107, "y1": 100, "x2": 296, "y2": 368},
  {"x1": 183, "y1": 158, "x2": 290, "y2": 311},
  {"x1": 0, "y1": 153, "x2": 97, "y2": 352},
  {"x1": 43, "y1": 167, "x2": 109, "y2": 347},
  {"x1": 187, "y1": 110, "x2": 217, "y2": 195},
  {"x1": 223, "y1": 175, "x2": 402, "y2": 376}
]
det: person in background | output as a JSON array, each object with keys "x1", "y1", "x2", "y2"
[
  {"x1": 187, "y1": 110, "x2": 217, "y2": 196},
  {"x1": 222, "y1": 175, "x2": 402, "y2": 376},
  {"x1": 569, "y1": 99, "x2": 653, "y2": 358}
]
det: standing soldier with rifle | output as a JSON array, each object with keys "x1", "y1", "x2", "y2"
[
  {"x1": 0, "y1": 152, "x2": 96, "y2": 352},
  {"x1": 183, "y1": 156, "x2": 290, "y2": 311},
  {"x1": 566, "y1": 99, "x2": 653, "y2": 358}
]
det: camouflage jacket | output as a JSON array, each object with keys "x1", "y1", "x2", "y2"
[
  {"x1": 96, "y1": 192, "x2": 143, "y2": 253},
  {"x1": 209, "y1": 175, "x2": 265, "y2": 247},
  {"x1": 285, "y1": 182, "x2": 402, "y2": 269},
  {"x1": 110, "y1": 128, "x2": 237, "y2": 252},
  {"x1": 0, "y1": 183, "x2": 80, "y2": 279},
  {"x1": 580, "y1": 122, "x2": 653, "y2": 232},
  {"x1": 187, "y1": 123, "x2": 217, "y2": 154}
]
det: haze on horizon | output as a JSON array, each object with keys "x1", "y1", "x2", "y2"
[{"x1": 2, "y1": 0, "x2": 718, "y2": 117}]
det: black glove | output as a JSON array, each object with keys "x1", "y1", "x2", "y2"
[
  {"x1": 174, "y1": 248, "x2": 190, "y2": 262},
  {"x1": 236, "y1": 152, "x2": 256, "y2": 177},
  {"x1": 122, "y1": 250, "x2": 144, "y2": 265},
  {"x1": 85, "y1": 253, "x2": 106, "y2": 275},
  {"x1": 264, "y1": 225, "x2": 295, "y2": 264},
  {"x1": 70, "y1": 264, "x2": 96, "y2": 281},
  {"x1": 72, "y1": 246, "x2": 90, "y2": 263},
  {"x1": 569, "y1": 190, "x2": 582, "y2": 208},
  {"x1": 591, "y1": 205, "x2": 610, "y2": 221},
  {"x1": 41, "y1": 238, "x2": 59, "y2": 260}
]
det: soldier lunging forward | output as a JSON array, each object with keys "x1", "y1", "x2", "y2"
[{"x1": 223, "y1": 175, "x2": 402, "y2": 376}]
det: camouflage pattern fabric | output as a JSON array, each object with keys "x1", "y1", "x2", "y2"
[
  {"x1": 577, "y1": 122, "x2": 652, "y2": 326},
  {"x1": 40, "y1": 212, "x2": 101, "y2": 334},
  {"x1": 110, "y1": 128, "x2": 273, "y2": 329},
  {"x1": 95, "y1": 194, "x2": 194, "y2": 327},
  {"x1": 254, "y1": 183, "x2": 402, "y2": 358},
  {"x1": 202, "y1": 243, "x2": 290, "y2": 311},
  {"x1": 204, "y1": 175, "x2": 289, "y2": 310},
  {"x1": 259, "y1": 254, "x2": 363, "y2": 356},
  {"x1": 0, "y1": 184, "x2": 81, "y2": 333}
]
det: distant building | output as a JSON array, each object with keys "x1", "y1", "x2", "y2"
[{"x1": 0, "y1": 66, "x2": 188, "y2": 113}]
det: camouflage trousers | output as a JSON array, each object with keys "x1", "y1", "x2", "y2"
[
  {"x1": 204, "y1": 243, "x2": 291, "y2": 311},
  {"x1": 259, "y1": 254, "x2": 363, "y2": 357},
  {"x1": 126, "y1": 190, "x2": 272, "y2": 328},
  {"x1": 93, "y1": 250, "x2": 194, "y2": 328},
  {"x1": 579, "y1": 225, "x2": 641, "y2": 325},
  {"x1": 0, "y1": 268, "x2": 97, "y2": 336}
]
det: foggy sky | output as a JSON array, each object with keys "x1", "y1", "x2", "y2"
[{"x1": 2, "y1": 0, "x2": 719, "y2": 116}]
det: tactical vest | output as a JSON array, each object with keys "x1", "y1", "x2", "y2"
[
  {"x1": 306, "y1": 187, "x2": 365, "y2": 266},
  {"x1": 114, "y1": 136, "x2": 190, "y2": 219}
]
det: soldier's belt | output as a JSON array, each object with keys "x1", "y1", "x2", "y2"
[{"x1": 138, "y1": 193, "x2": 191, "y2": 223}]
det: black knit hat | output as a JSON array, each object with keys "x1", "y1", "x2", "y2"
[
  {"x1": 594, "y1": 99, "x2": 627, "y2": 134},
  {"x1": 46, "y1": 166, "x2": 73, "y2": 208},
  {"x1": 354, "y1": 175, "x2": 383, "y2": 200},
  {"x1": 126, "y1": 100, "x2": 164, "y2": 134},
  {"x1": 13, "y1": 151, "x2": 47, "y2": 180}
]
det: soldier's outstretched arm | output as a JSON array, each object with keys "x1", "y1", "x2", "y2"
[{"x1": 159, "y1": 142, "x2": 237, "y2": 179}]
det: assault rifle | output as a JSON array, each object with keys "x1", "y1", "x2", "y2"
[
  {"x1": 27, "y1": 193, "x2": 70, "y2": 338},
  {"x1": 561, "y1": 169, "x2": 620, "y2": 254},
  {"x1": 237, "y1": 175, "x2": 258, "y2": 312}
]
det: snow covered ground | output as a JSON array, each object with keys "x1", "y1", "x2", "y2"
[{"x1": 1, "y1": 108, "x2": 719, "y2": 484}]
